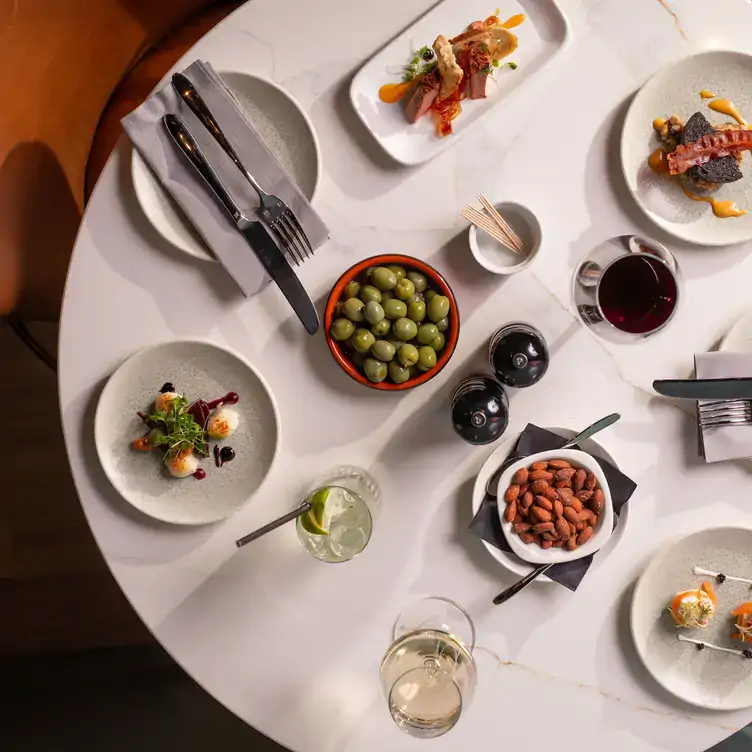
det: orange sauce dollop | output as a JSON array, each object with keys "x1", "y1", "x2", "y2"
[
  {"x1": 500, "y1": 13, "x2": 526, "y2": 29},
  {"x1": 681, "y1": 186, "x2": 747, "y2": 218},
  {"x1": 378, "y1": 81, "x2": 413, "y2": 104},
  {"x1": 648, "y1": 148, "x2": 670, "y2": 176}
]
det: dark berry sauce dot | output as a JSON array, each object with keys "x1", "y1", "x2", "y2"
[
  {"x1": 160, "y1": 382, "x2": 175, "y2": 393},
  {"x1": 193, "y1": 468, "x2": 206, "y2": 480},
  {"x1": 219, "y1": 446, "x2": 236, "y2": 464},
  {"x1": 213, "y1": 445, "x2": 222, "y2": 467}
]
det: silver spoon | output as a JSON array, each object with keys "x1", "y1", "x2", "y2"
[
  {"x1": 485, "y1": 412, "x2": 621, "y2": 499},
  {"x1": 235, "y1": 503, "x2": 311, "y2": 548}
]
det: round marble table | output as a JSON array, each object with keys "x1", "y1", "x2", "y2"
[{"x1": 59, "y1": 0, "x2": 752, "y2": 749}]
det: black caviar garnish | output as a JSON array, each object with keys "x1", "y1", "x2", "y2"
[
  {"x1": 717, "y1": 573, "x2": 727, "y2": 584},
  {"x1": 696, "y1": 643, "x2": 706, "y2": 651},
  {"x1": 160, "y1": 382, "x2": 175, "y2": 393},
  {"x1": 743, "y1": 649, "x2": 752, "y2": 660}
]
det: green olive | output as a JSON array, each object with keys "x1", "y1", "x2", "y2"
[
  {"x1": 429, "y1": 332, "x2": 445, "y2": 351},
  {"x1": 393, "y1": 318, "x2": 418, "y2": 341},
  {"x1": 371, "y1": 267, "x2": 398, "y2": 291},
  {"x1": 417, "y1": 346, "x2": 437, "y2": 371},
  {"x1": 330, "y1": 317, "x2": 355, "y2": 341},
  {"x1": 352, "y1": 328, "x2": 376, "y2": 353},
  {"x1": 387, "y1": 339, "x2": 402, "y2": 352},
  {"x1": 435, "y1": 317, "x2": 449, "y2": 332},
  {"x1": 383, "y1": 299, "x2": 407, "y2": 320},
  {"x1": 371, "y1": 340, "x2": 396, "y2": 362},
  {"x1": 407, "y1": 292, "x2": 424, "y2": 304},
  {"x1": 344, "y1": 280, "x2": 361, "y2": 299},
  {"x1": 371, "y1": 319, "x2": 391, "y2": 337},
  {"x1": 394, "y1": 278, "x2": 416, "y2": 301},
  {"x1": 406, "y1": 271, "x2": 428, "y2": 292},
  {"x1": 424, "y1": 289, "x2": 438, "y2": 303},
  {"x1": 360, "y1": 285, "x2": 382, "y2": 304},
  {"x1": 380, "y1": 290, "x2": 394, "y2": 303},
  {"x1": 427, "y1": 294, "x2": 450, "y2": 323},
  {"x1": 387, "y1": 265, "x2": 407, "y2": 280},
  {"x1": 342, "y1": 298, "x2": 365, "y2": 322},
  {"x1": 388, "y1": 361, "x2": 411, "y2": 384},
  {"x1": 407, "y1": 301, "x2": 426, "y2": 322},
  {"x1": 363, "y1": 358, "x2": 387, "y2": 383},
  {"x1": 364, "y1": 300, "x2": 385, "y2": 325},
  {"x1": 398, "y1": 343, "x2": 419, "y2": 367},
  {"x1": 417, "y1": 323, "x2": 439, "y2": 345}
]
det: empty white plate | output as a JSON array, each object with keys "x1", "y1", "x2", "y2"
[
  {"x1": 621, "y1": 50, "x2": 752, "y2": 246},
  {"x1": 94, "y1": 340, "x2": 280, "y2": 525},
  {"x1": 132, "y1": 71, "x2": 320, "y2": 260},
  {"x1": 350, "y1": 0, "x2": 570, "y2": 165},
  {"x1": 470, "y1": 426, "x2": 620, "y2": 581},
  {"x1": 631, "y1": 526, "x2": 752, "y2": 709}
]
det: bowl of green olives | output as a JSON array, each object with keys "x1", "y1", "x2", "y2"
[{"x1": 324, "y1": 255, "x2": 459, "y2": 390}]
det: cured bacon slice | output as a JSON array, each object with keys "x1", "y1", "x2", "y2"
[{"x1": 667, "y1": 129, "x2": 752, "y2": 175}]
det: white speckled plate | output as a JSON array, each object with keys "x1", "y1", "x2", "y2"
[
  {"x1": 622, "y1": 50, "x2": 752, "y2": 246},
  {"x1": 631, "y1": 527, "x2": 752, "y2": 710},
  {"x1": 132, "y1": 71, "x2": 320, "y2": 260},
  {"x1": 470, "y1": 426, "x2": 619, "y2": 582},
  {"x1": 94, "y1": 340, "x2": 280, "y2": 525}
]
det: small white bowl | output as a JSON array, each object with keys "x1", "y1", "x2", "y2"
[
  {"x1": 496, "y1": 448, "x2": 614, "y2": 564},
  {"x1": 468, "y1": 200, "x2": 541, "y2": 274}
]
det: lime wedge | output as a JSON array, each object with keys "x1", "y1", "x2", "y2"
[{"x1": 300, "y1": 487, "x2": 331, "y2": 536}]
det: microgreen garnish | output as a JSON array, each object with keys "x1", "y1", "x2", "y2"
[
  {"x1": 403, "y1": 46, "x2": 437, "y2": 82},
  {"x1": 480, "y1": 60, "x2": 518, "y2": 76},
  {"x1": 148, "y1": 395, "x2": 208, "y2": 458}
]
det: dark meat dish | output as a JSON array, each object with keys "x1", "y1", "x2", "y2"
[{"x1": 404, "y1": 71, "x2": 440, "y2": 123}]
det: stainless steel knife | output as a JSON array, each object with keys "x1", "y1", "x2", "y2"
[
  {"x1": 163, "y1": 114, "x2": 319, "y2": 335},
  {"x1": 653, "y1": 378, "x2": 752, "y2": 400}
]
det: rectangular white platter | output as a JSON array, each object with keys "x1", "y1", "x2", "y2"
[{"x1": 350, "y1": 0, "x2": 570, "y2": 166}]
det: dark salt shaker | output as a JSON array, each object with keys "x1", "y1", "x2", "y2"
[
  {"x1": 489, "y1": 322, "x2": 549, "y2": 388},
  {"x1": 451, "y1": 376, "x2": 509, "y2": 445}
]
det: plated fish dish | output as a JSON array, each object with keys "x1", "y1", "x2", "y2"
[{"x1": 378, "y1": 10, "x2": 523, "y2": 137}]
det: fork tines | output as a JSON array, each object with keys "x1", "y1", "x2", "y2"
[{"x1": 698, "y1": 399, "x2": 752, "y2": 427}]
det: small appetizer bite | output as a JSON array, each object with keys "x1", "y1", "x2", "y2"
[
  {"x1": 166, "y1": 448, "x2": 199, "y2": 478},
  {"x1": 669, "y1": 581, "x2": 717, "y2": 628},
  {"x1": 154, "y1": 390, "x2": 181, "y2": 414},
  {"x1": 731, "y1": 602, "x2": 752, "y2": 644},
  {"x1": 206, "y1": 406, "x2": 240, "y2": 440}
]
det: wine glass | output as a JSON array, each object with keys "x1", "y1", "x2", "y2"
[
  {"x1": 572, "y1": 234, "x2": 682, "y2": 343},
  {"x1": 380, "y1": 598, "x2": 477, "y2": 738}
]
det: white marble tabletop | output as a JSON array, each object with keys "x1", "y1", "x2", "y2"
[{"x1": 59, "y1": 0, "x2": 752, "y2": 749}]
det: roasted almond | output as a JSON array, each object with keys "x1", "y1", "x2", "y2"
[
  {"x1": 578, "y1": 510, "x2": 591, "y2": 522},
  {"x1": 513, "y1": 514, "x2": 523, "y2": 525},
  {"x1": 575, "y1": 521, "x2": 586, "y2": 532},
  {"x1": 542, "y1": 531, "x2": 559, "y2": 540},
  {"x1": 504, "y1": 484, "x2": 520, "y2": 503},
  {"x1": 552, "y1": 540, "x2": 566, "y2": 548},
  {"x1": 531, "y1": 461, "x2": 549, "y2": 471},
  {"x1": 553, "y1": 500, "x2": 564, "y2": 518},
  {"x1": 542, "y1": 486, "x2": 559, "y2": 501},
  {"x1": 532, "y1": 522, "x2": 555, "y2": 533},
  {"x1": 563, "y1": 507, "x2": 579, "y2": 524},
  {"x1": 555, "y1": 518, "x2": 571, "y2": 540},
  {"x1": 511, "y1": 467, "x2": 529, "y2": 485},
  {"x1": 570, "y1": 498, "x2": 583, "y2": 513},
  {"x1": 530, "y1": 479, "x2": 550, "y2": 494},
  {"x1": 519, "y1": 532, "x2": 535, "y2": 544},
  {"x1": 577, "y1": 527, "x2": 594, "y2": 545},
  {"x1": 505, "y1": 501, "x2": 517, "y2": 522},
  {"x1": 566, "y1": 537, "x2": 578, "y2": 550},
  {"x1": 575, "y1": 490, "x2": 593, "y2": 503},
  {"x1": 590, "y1": 489, "x2": 605, "y2": 514},
  {"x1": 534, "y1": 495, "x2": 553, "y2": 512},
  {"x1": 555, "y1": 468, "x2": 577, "y2": 482},
  {"x1": 557, "y1": 487, "x2": 575, "y2": 503},
  {"x1": 541, "y1": 539, "x2": 553, "y2": 550},
  {"x1": 555, "y1": 480, "x2": 572, "y2": 489},
  {"x1": 531, "y1": 506, "x2": 553, "y2": 523},
  {"x1": 519, "y1": 492, "x2": 534, "y2": 512},
  {"x1": 584, "y1": 509, "x2": 598, "y2": 525},
  {"x1": 573, "y1": 468, "x2": 587, "y2": 492},
  {"x1": 513, "y1": 522, "x2": 532, "y2": 534},
  {"x1": 530, "y1": 470, "x2": 554, "y2": 482},
  {"x1": 585, "y1": 473, "x2": 597, "y2": 491},
  {"x1": 520, "y1": 484, "x2": 529, "y2": 496},
  {"x1": 548, "y1": 459, "x2": 571, "y2": 469}
]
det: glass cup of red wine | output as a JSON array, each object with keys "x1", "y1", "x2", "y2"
[{"x1": 572, "y1": 235, "x2": 681, "y2": 343}]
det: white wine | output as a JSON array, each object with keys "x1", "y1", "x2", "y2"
[{"x1": 380, "y1": 629, "x2": 476, "y2": 738}]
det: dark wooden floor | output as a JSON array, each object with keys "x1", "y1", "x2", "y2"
[{"x1": 0, "y1": 322, "x2": 152, "y2": 654}]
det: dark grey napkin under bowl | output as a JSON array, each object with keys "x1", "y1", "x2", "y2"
[
  {"x1": 121, "y1": 60, "x2": 329, "y2": 296},
  {"x1": 469, "y1": 424, "x2": 637, "y2": 591}
]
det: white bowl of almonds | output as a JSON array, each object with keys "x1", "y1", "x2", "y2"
[{"x1": 497, "y1": 449, "x2": 614, "y2": 564}]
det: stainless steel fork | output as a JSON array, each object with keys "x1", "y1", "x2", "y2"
[
  {"x1": 698, "y1": 399, "x2": 752, "y2": 427},
  {"x1": 172, "y1": 73, "x2": 313, "y2": 266}
]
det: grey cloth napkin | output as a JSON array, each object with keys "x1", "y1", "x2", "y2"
[
  {"x1": 695, "y1": 352, "x2": 752, "y2": 463},
  {"x1": 121, "y1": 61, "x2": 329, "y2": 296},
  {"x1": 469, "y1": 424, "x2": 637, "y2": 591}
]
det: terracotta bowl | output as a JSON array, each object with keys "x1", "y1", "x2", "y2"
[{"x1": 324, "y1": 254, "x2": 460, "y2": 391}]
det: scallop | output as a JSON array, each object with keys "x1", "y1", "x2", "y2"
[
  {"x1": 206, "y1": 407, "x2": 240, "y2": 440},
  {"x1": 154, "y1": 391, "x2": 181, "y2": 413},
  {"x1": 165, "y1": 449, "x2": 199, "y2": 479}
]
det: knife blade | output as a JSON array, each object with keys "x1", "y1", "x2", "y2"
[
  {"x1": 163, "y1": 114, "x2": 319, "y2": 334},
  {"x1": 653, "y1": 378, "x2": 752, "y2": 400}
]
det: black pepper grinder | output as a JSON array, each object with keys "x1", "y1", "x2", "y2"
[
  {"x1": 489, "y1": 322, "x2": 549, "y2": 388},
  {"x1": 450, "y1": 376, "x2": 509, "y2": 445}
]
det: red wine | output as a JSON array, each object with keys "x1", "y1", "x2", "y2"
[{"x1": 597, "y1": 255, "x2": 678, "y2": 334}]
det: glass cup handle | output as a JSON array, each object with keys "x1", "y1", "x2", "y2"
[{"x1": 628, "y1": 235, "x2": 677, "y2": 274}]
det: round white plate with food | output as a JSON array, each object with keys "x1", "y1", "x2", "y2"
[
  {"x1": 470, "y1": 426, "x2": 620, "y2": 581},
  {"x1": 94, "y1": 340, "x2": 280, "y2": 525},
  {"x1": 132, "y1": 71, "x2": 321, "y2": 260},
  {"x1": 621, "y1": 50, "x2": 752, "y2": 246},
  {"x1": 631, "y1": 526, "x2": 752, "y2": 710}
]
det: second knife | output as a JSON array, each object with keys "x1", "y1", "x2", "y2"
[{"x1": 653, "y1": 378, "x2": 752, "y2": 400}]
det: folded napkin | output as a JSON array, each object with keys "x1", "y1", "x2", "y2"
[
  {"x1": 469, "y1": 424, "x2": 637, "y2": 591},
  {"x1": 695, "y1": 352, "x2": 752, "y2": 463},
  {"x1": 121, "y1": 61, "x2": 329, "y2": 296}
]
